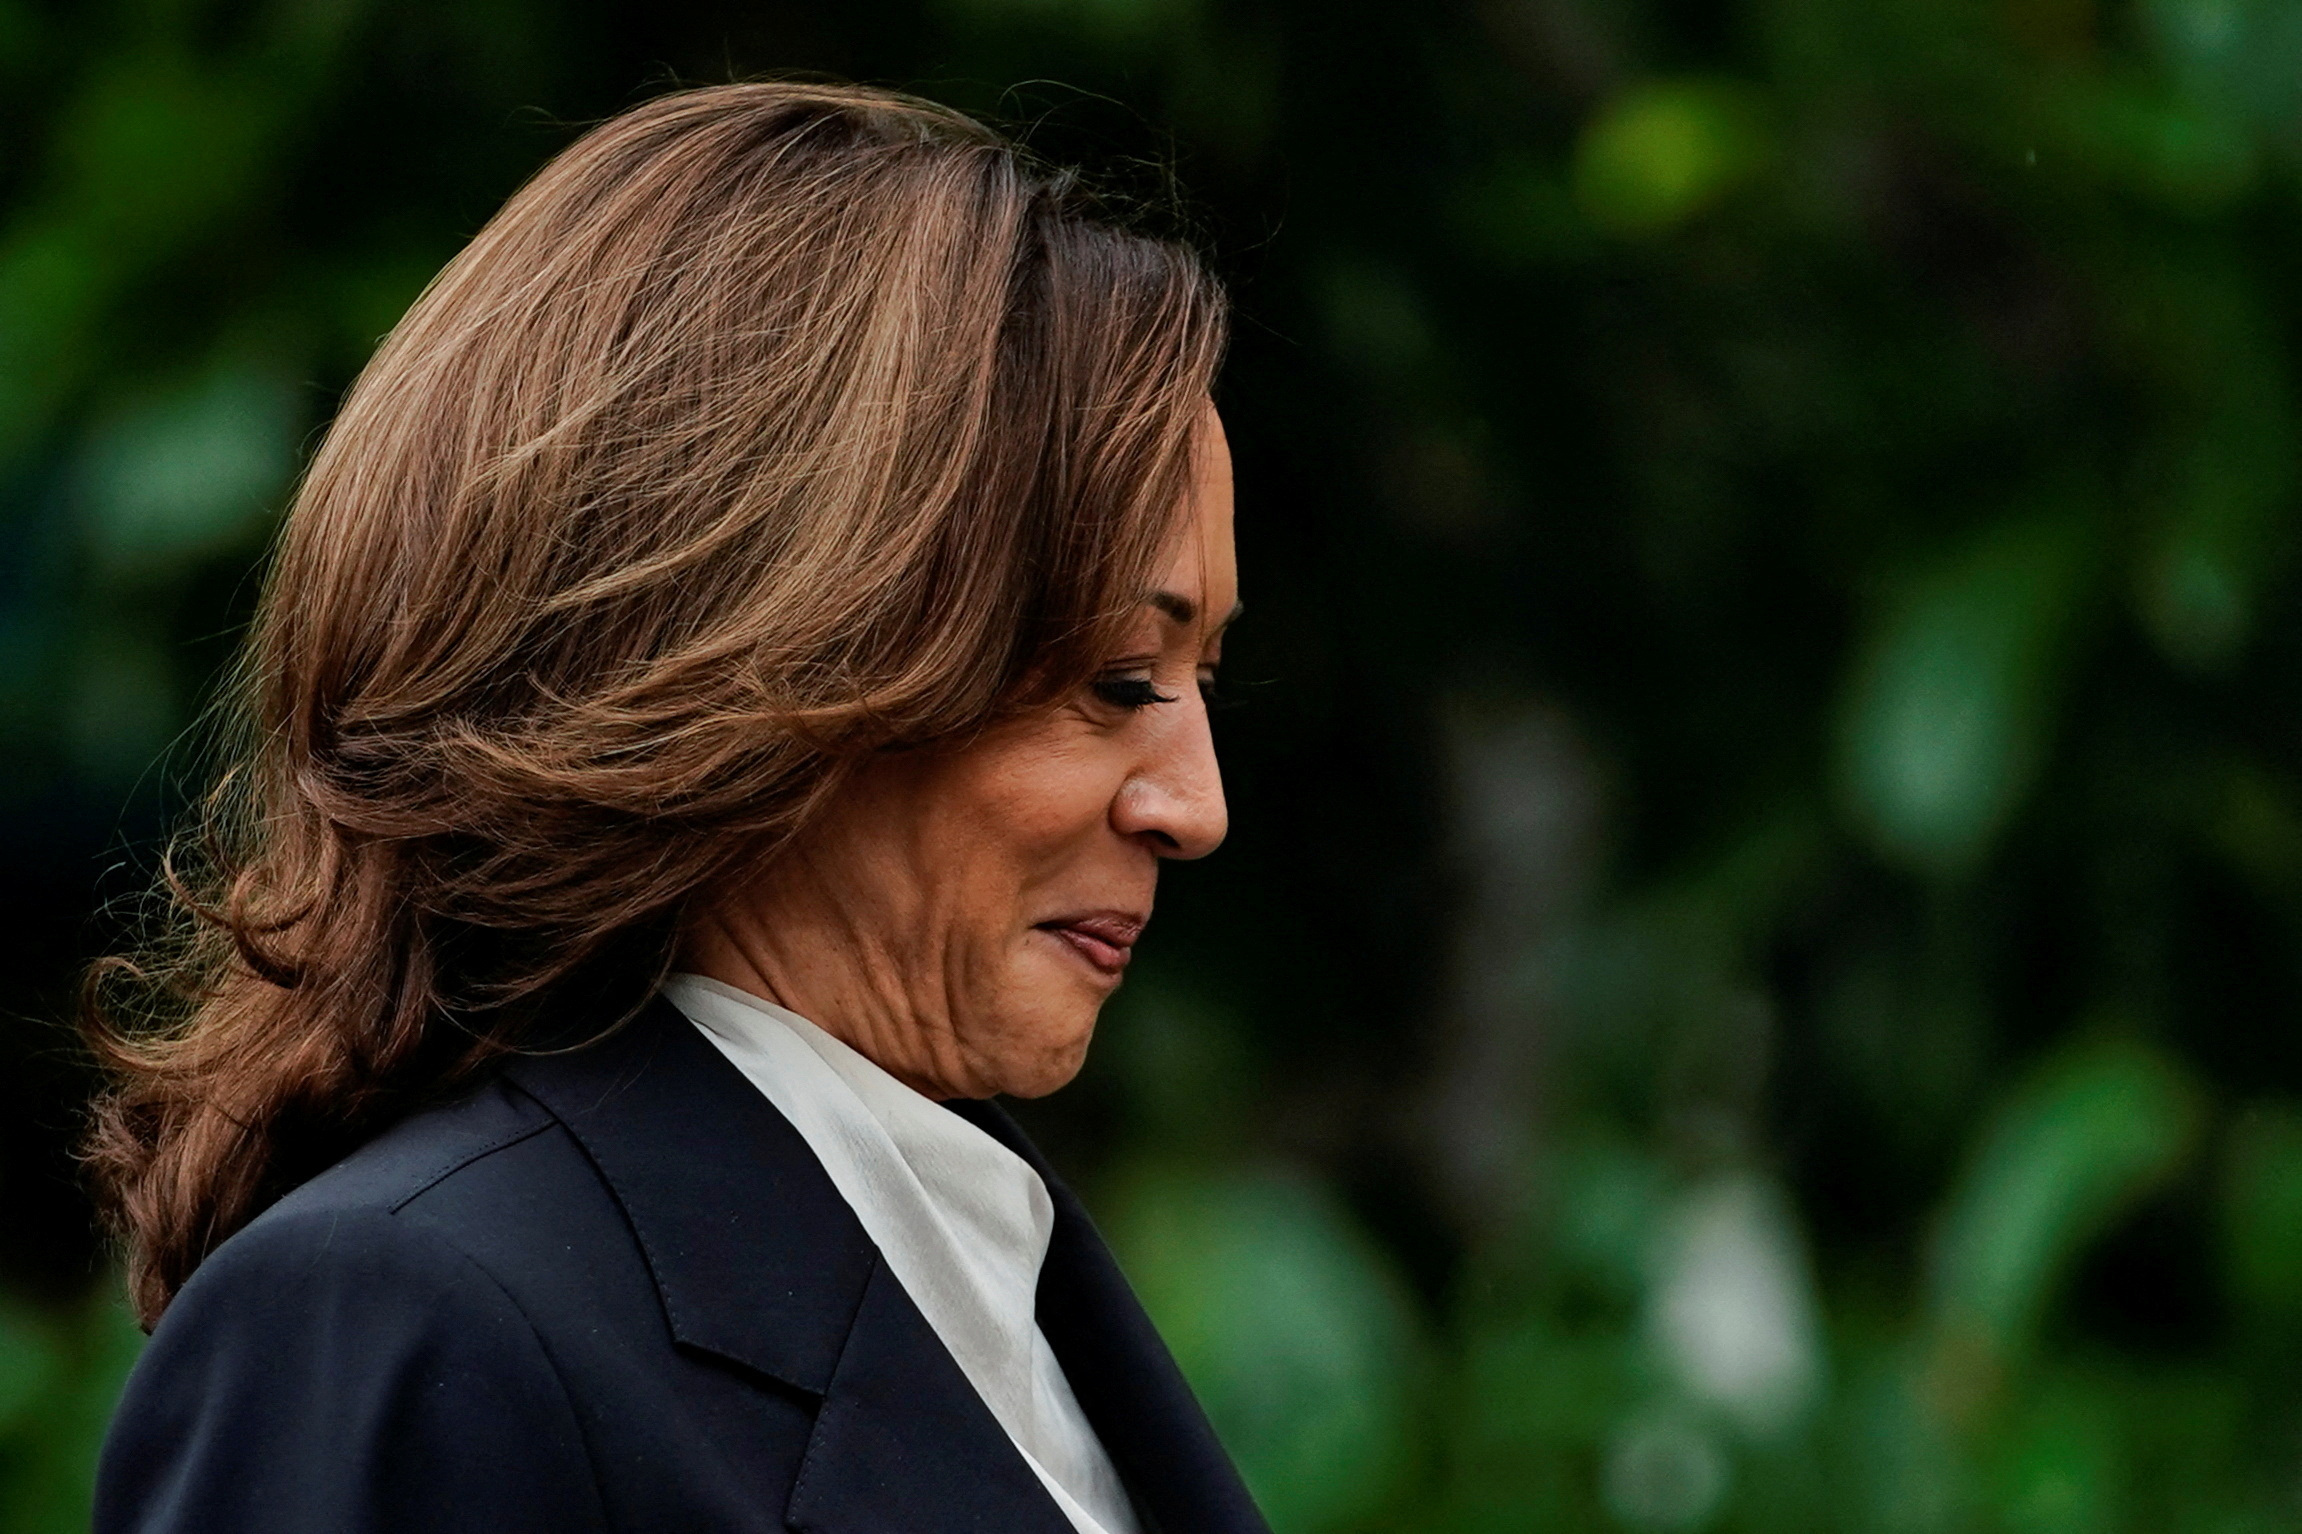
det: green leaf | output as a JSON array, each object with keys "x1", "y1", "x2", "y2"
[
  {"x1": 2218, "y1": 1103, "x2": 2302, "y2": 1329},
  {"x1": 1572, "y1": 81, "x2": 1773, "y2": 238},
  {"x1": 1104, "y1": 1163, "x2": 1421, "y2": 1534},
  {"x1": 1988, "y1": 1382, "x2": 2123, "y2": 1534},
  {"x1": 77, "y1": 359, "x2": 301, "y2": 573},
  {"x1": 1838, "y1": 514, "x2": 2094, "y2": 878},
  {"x1": 0, "y1": 1300, "x2": 60, "y2": 1438},
  {"x1": 1927, "y1": 1041, "x2": 2197, "y2": 1363}
]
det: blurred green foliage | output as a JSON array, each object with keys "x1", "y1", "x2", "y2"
[
  {"x1": 0, "y1": 1295, "x2": 141, "y2": 1534},
  {"x1": 8, "y1": 0, "x2": 2302, "y2": 1529}
]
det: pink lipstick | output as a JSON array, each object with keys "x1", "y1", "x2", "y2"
[{"x1": 1035, "y1": 912, "x2": 1146, "y2": 977}]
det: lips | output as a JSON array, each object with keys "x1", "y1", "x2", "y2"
[{"x1": 1035, "y1": 911, "x2": 1147, "y2": 977}]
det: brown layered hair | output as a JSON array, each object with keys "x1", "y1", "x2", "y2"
[{"x1": 83, "y1": 81, "x2": 1227, "y2": 1325}]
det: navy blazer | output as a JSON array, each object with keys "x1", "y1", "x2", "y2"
[{"x1": 95, "y1": 996, "x2": 1270, "y2": 1534}]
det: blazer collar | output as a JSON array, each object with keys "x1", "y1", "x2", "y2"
[
  {"x1": 504, "y1": 994, "x2": 874, "y2": 1394},
  {"x1": 504, "y1": 998, "x2": 1076, "y2": 1534},
  {"x1": 951, "y1": 1100, "x2": 1275, "y2": 1534},
  {"x1": 505, "y1": 996, "x2": 1269, "y2": 1534}
]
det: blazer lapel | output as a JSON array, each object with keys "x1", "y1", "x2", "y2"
[
  {"x1": 505, "y1": 997, "x2": 873, "y2": 1394},
  {"x1": 950, "y1": 1100, "x2": 1275, "y2": 1534},
  {"x1": 505, "y1": 1000, "x2": 1073, "y2": 1534},
  {"x1": 785, "y1": 1257, "x2": 1075, "y2": 1534}
]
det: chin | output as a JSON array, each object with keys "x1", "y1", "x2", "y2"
[{"x1": 986, "y1": 1002, "x2": 1102, "y2": 1099}]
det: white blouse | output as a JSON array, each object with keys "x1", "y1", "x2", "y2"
[{"x1": 661, "y1": 974, "x2": 1141, "y2": 1534}]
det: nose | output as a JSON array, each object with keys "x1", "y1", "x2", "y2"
[{"x1": 1112, "y1": 697, "x2": 1227, "y2": 860}]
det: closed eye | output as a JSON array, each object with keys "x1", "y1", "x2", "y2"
[{"x1": 1091, "y1": 676, "x2": 1176, "y2": 711}]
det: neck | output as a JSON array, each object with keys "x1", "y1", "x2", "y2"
[{"x1": 679, "y1": 896, "x2": 981, "y2": 1101}]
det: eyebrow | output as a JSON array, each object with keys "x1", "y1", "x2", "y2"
[{"x1": 1148, "y1": 592, "x2": 1245, "y2": 629}]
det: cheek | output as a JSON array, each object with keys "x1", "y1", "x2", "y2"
[
  {"x1": 937, "y1": 735, "x2": 1123, "y2": 903},
  {"x1": 918, "y1": 731, "x2": 1131, "y2": 1093}
]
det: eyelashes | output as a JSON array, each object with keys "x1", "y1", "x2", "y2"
[
  {"x1": 1091, "y1": 676, "x2": 1178, "y2": 711},
  {"x1": 1089, "y1": 673, "x2": 1224, "y2": 712}
]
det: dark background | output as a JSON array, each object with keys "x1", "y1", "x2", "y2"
[{"x1": 7, "y1": 0, "x2": 2302, "y2": 1529}]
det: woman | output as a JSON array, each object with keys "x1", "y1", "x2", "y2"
[{"x1": 87, "y1": 82, "x2": 1263, "y2": 1534}]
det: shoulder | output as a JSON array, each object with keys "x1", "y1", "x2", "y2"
[
  {"x1": 261, "y1": 1072, "x2": 560, "y2": 1225},
  {"x1": 143, "y1": 1073, "x2": 593, "y2": 1395},
  {"x1": 196, "y1": 1071, "x2": 630, "y2": 1299},
  {"x1": 148, "y1": 1074, "x2": 572, "y2": 1334},
  {"x1": 135, "y1": 1074, "x2": 608, "y2": 1414},
  {"x1": 99, "y1": 1081, "x2": 617, "y2": 1534},
  {"x1": 157, "y1": 1069, "x2": 655, "y2": 1382}
]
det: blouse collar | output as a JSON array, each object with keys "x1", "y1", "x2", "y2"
[{"x1": 662, "y1": 973, "x2": 1137, "y2": 1534}]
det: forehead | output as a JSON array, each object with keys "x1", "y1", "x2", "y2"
[
  {"x1": 1130, "y1": 405, "x2": 1235, "y2": 635},
  {"x1": 1155, "y1": 476, "x2": 1234, "y2": 601},
  {"x1": 1172, "y1": 410, "x2": 1234, "y2": 561}
]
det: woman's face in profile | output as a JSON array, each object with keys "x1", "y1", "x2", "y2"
[{"x1": 691, "y1": 410, "x2": 1238, "y2": 1099}]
